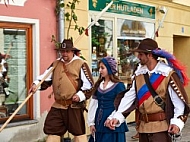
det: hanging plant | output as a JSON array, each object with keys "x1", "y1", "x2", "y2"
[
  {"x1": 52, "y1": 0, "x2": 85, "y2": 49},
  {"x1": 51, "y1": 35, "x2": 62, "y2": 50},
  {"x1": 63, "y1": 0, "x2": 85, "y2": 39}
]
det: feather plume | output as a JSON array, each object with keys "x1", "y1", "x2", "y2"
[{"x1": 152, "y1": 49, "x2": 189, "y2": 86}]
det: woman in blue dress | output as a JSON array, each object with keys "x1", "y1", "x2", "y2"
[{"x1": 88, "y1": 56, "x2": 128, "y2": 142}]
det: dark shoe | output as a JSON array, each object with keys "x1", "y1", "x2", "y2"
[{"x1": 131, "y1": 133, "x2": 139, "y2": 140}]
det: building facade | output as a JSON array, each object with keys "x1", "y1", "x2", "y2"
[{"x1": 0, "y1": 0, "x2": 190, "y2": 141}]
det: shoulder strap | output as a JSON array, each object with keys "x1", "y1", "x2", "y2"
[
  {"x1": 62, "y1": 62, "x2": 78, "y2": 91},
  {"x1": 143, "y1": 73, "x2": 165, "y2": 110}
]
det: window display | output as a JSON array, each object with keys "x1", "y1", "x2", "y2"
[
  {"x1": 117, "y1": 39, "x2": 140, "y2": 85},
  {"x1": 117, "y1": 18, "x2": 154, "y2": 86},
  {"x1": 0, "y1": 23, "x2": 33, "y2": 123},
  {"x1": 90, "y1": 17, "x2": 154, "y2": 86},
  {"x1": 91, "y1": 19, "x2": 113, "y2": 77},
  {"x1": 117, "y1": 19, "x2": 154, "y2": 38}
]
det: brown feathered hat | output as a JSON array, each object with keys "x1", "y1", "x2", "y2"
[
  {"x1": 130, "y1": 38, "x2": 160, "y2": 53},
  {"x1": 59, "y1": 39, "x2": 76, "y2": 50}
]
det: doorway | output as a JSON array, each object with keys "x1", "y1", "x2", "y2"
[{"x1": 173, "y1": 35, "x2": 190, "y2": 102}]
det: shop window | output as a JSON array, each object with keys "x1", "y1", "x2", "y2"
[
  {"x1": 91, "y1": 19, "x2": 113, "y2": 77},
  {"x1": 117, "y1": 18, "x2": 154, "y2": 87},
  {"x1": 90, "y1": 18, "x2": 154, "y2": 86},
  {"x1": 117, "y1": 39, "x2": 140, "y2": 86},
  {"x1": 0, "y1": 22, "x2": 33, "y2": 123}
]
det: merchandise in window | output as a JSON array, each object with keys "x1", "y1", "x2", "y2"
[
  {"x1": 117, "y1": 18, "x2": 154, "y2": 87},
  {"x1": 91, "y1": 19, "x2": 113, "y2": 77}
]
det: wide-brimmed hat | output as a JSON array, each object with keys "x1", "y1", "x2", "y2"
[
  {"x1": 59, "y1": 39, "x2": 76, "y2": 50},
  {"x1": 130, "y1": 38, "x2": 159, "y2": 53},
  {"x1": 73, "y1": 47, "x2": 81, "y2": 52}
]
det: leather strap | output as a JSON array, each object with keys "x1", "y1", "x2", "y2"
[
  {"x1": 143, "y1": 73, "x2": 165, "y2": 110},
  {"x1": 140, "y1": 112, "x2": 166, "y2": 122},
  {"x1": 62, "y1": 62, "x2": 78, "y2": 91},
  {"x1": 62, "y1": 62, "x2": 88, "y2": 112}
]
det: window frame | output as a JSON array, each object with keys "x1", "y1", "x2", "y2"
[
  {"x1": 89, "y1": 11, "x2": 155, "y2": 85},
  {"x1": 0, "y1": 22, "x2": 33, "y2": 123}
]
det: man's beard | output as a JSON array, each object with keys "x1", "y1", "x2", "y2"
[
  {"x1": 63, "y1": 56, "x2": 69, "y2": 61},
  {"x1": 139, "y1": 60, "x2": 145, "y2": 65}
]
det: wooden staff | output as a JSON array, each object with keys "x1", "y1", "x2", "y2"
[
  {"x1": 152, "y1": 7, "x2": 168, "y2": 39},
  {"x1": 3, "y1": 42, "x2": 13, "y2": 60},
  {"x1": 6, "y1": 42, "x2": 13, "y2": 55},
  {"x1": 0, "y1": 1, "x2": 114, "y2": 131},
  {"x1": 0, "y1": 66, "x2": 55, "y2": 132}
]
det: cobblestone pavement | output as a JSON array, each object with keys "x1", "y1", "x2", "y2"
[{"x1": 126, "y1": 115, "x2": 190, "y2": 142}]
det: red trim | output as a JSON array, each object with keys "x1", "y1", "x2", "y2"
[{"x1": 139, "y1": 75, "x2": 165, "y2": 106}]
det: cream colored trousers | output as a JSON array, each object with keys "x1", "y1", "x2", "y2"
[
  {"x1": 74, "y1": 134, "x2": 88, "y2": 142},
  {"x1": 46, "y1": 135, "x2": 60, "y2": 142},
  {"x1": 46, "y1": 134, "x2": 88, "y2": 142}
]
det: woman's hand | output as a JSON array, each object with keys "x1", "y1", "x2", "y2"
[
  {"x1": 90, "y1": 125, "x2": 96, "y2": 136},
  {"x1": 105, "y1": 118, "x2": 119, "y2": 130},
  {"x1": 104, "y1": 119, "x2": 111, "y2": 127}
]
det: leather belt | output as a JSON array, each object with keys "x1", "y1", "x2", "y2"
[
  {"x1": 140, "y1": 112, "x2": 166, "y2": 123},
  {"x1": 55, "y1": 98, "x2": 73, "y2": 106}
]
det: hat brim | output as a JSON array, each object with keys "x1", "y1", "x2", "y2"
[
  {"x1": 73, "y1": 47, "x2": 81, "y2": 52},
  {"x1": 129, "y1": 48, "x2": 151, "y2": 53},
  {"x1": 56, "y1": 47, "x2": 76, "y2": 51}
]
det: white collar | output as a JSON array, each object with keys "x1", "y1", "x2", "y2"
[
  {"x1": 135, "y1": 61, "x2": 173, "y2": 77},
  {"x1": 100, "y1": 80, "x2": 114, "y2": 90}
]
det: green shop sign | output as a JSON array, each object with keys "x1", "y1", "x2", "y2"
[{"x1": 89, "y1": 0, "x2": 155, "y2": 19}]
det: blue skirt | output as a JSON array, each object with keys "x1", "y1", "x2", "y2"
[{"x1": 88, "y1": 132, "x2": 126, "y2": 142}]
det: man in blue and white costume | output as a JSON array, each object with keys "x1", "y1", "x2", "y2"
[{"x1": 105, "y1": 38, "x2": 190, "y2": 142}]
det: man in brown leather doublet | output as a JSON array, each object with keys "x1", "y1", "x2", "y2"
[{"x1": 30, "y1": 39, "x2": 94, "y2": 142}]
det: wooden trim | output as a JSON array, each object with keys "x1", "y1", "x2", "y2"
[{"x1": 0, "y1": 22, "x2": 33, "y2": 123}]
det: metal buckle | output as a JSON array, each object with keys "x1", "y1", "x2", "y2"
[{"x1": 154, "y1": 96, "x2": 164, "y2": 106}]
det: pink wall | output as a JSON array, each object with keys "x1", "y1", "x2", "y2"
[{"x1": 0, "y1": 0, "x2": 58, "y2": 114}]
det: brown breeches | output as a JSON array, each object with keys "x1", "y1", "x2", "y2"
[
  {"x1": 43, "y1": 106, "x2": 85, "y2": 136},
  {"x1": 139, "y1": 131, "x2": 172, "y2": 142}
]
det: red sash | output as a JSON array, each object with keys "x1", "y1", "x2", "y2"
[{"x1": 137, "y1": 73, "x2": 165, "y2": 106}]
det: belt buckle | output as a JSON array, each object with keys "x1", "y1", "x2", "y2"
[
  {"x1": 154, "y1": 96, "x2": 164, "y2": 106},
  {"x1": 61, "y1": 99, "x2": 68, "y2": 106}
]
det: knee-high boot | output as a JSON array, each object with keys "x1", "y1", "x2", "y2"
[
  {"x1": 74, "y1": 134, "x2": 88, "y2": 142},
  {"x1": 46, "y1": 135, "x2": 61, "y2": 142}
]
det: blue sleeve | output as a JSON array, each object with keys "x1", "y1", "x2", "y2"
[{"x1": 116, "y1": 82, "x2": 126, "y2": 94}]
